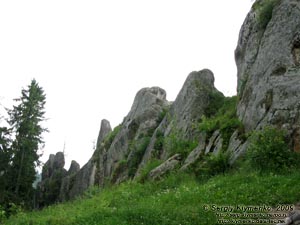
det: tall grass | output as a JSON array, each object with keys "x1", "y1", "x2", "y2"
[{"x1": 4, "y1": 169, "x2": 300, "y2": 225}]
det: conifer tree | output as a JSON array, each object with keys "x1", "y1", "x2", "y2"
[
  {"x1": 7, "y1": 79, "x2": 47, "y2": 206},
  {"x1": 0, "y1": 124, "x2": 12, "y2": 205}
]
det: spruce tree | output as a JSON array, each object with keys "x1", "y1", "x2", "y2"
[
  {"x1": 0, "y1": 124, "x2": 12, "y2": 205},
  {"x1": 7, "y1": 79, "x2": 47, "y2": 206}
]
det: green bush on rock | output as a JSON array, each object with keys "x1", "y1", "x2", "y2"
[
  {"x1": 247, "y1": 126, "x2": 299, "y2": 172},
  {"x1": 193, "y1": 151, "x2": 231, "y2": 180},
  {"x1": 198, "y1": 96, "x2": 244, "y2": 150}
]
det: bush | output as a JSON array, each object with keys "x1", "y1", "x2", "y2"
[
  {"x1": 156, "y1": 107, "x2": 168, "y2": 124},
  {"x1": 104, "y1": 125, "x2": 122, "y2": 149},
  {"x1": 127, "y1": 137, "x2": 151, "y2": 178},
  {"x1": 198, "y1": 96, "x2": 243, "y2": 150},
  {"x1": 164, "y1": 131, "x2": 197, "y2": 159},
  {"x1": 111, "y1": 160, "x2": 128, "y2": 182},
  {"x1": 204, "y1": 91, "x2": 225, "y2": 118},
  {"x1": 0, "y1": 205, "x2": 6, "y2": 223},
  {"x1": 152, "y1": 130, "x2": 164, "y2": 158},
  {"x1": 136, "y1": 160, "x2": 162, "y2": 183},
  {"x1": 247, "y1": 126, "x2": 298, "y2": 172},
  {"x1": 194, "y1": 151, "x2": 231, "y2": 179}
]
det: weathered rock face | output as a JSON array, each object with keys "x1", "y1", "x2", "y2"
[
  {"x1": 59, "y1": 160, "x2": 81, "y2": 201},
  {"x1": 235, "y1": 0, "x2": 300, "y2": 152},
  {"x1": 137, "y1": 69, "x2": 224, "y2": 173},
  {"x1": 38, "y1": 1, "x2": 300, "y2": 206},
  {"x1": 170, "y1": 69, "x2": 223, "y2": 139},
  {"x1": 60, "y1": 159, "x2": 96, "y2": 201},
  {"x1": 180, "y1": 133, "x2": 206, "y2": 171},
  {"x1": 37, "y1": 152, "x2": 67, "y2": 207},
  {"x1": 59, "y1": 119, "x2": 112, "y2": 201},
  {"x1": 40, "y1": 87, "x2": 169, "y2": 204},
  {"x1": 148, "y1": 154, "x2": 181, "y2": 180},
  {"x1": 38, "y1": 120, "x2": 111, "y2": 204},
  {"x1": 38, "y1": 70, "x2": 233, "y2": 203},
  {"x1": 98, "y1": 87, "x2": 168, "y2": 184},
  {"x1": 227, "y1": 131, "x2": 248, "y2": 164},
  {"x1": 96, "y1": 119, "x2": 112, "y2": 149},
  {"x1": 67, "y1": 160, "x2": 80, "y2": 175},
  {"x1": 41, "y1": 152, "x2": 65, "y2": 180}
]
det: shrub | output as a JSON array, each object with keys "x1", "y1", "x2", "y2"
[
  {"x1": 136, "y1": 159, "x2": 162, "y2": 183},
  {"x1": 247, "y1": 126, "x2": 298, "y2": 172},
  {"x1": 104, "y1": 125, "x2": 122, "y2": 149},
  {"x1": 127, "y1": 137, "x2": 151, "y2": 178},
  {"x1": 198, "y1": 96, "x2": 243, "y2": 150},
  {"x1": 156, "y1": 107, "x2": 168, "y2": 124},
  {"x1": 194, "y1": 151, "x2": 231, "y2": 179},
  {"x1": 164, "y1": 131, "x2": 197, "y2": 159},
  {"x1": 204, "y1": 91, "x2": 225, "y2": 118},
  {"x1": 0, "y1": 205, "x2": 6, "y2": 223},
  {"x1": 111, "y1": 160, "x2": 128, "y2": 182},
  {"x1": 152, "y1": 130, "x2": 164, "y2": 158}
]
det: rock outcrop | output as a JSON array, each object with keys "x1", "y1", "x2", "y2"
[
  {"x1": 60, "y1": 159, "x2": 96, "y2": 201},
  {"x1": 38, "y1": 71, "x2": 227, "y2": 204},
  {"x1": 59, "y1": 119, "x2": 112, "y2": 201},
  {"x1": 96, "y1": 87, "x2": 168, "y2": 185},
  {"x1": 180, "y1": 133, "x2": 206, "y2": 171},
  {"x1": 38, "y1": 0, "x2": 300, "y2": 206},
  {"x1": 148, "y1": 154, "x2": 181, "y2": 180},
  {"x1": 41, "y1": 152, "x2": 65, "y2": 181},
  {"x1": 67, "y1": 160, "x2": 80, "y2": 175},
  {"x1": 137, "y1": 69, "x2": 224, "y2": 173},
  {"x1": 96, "y1": 119, "x2": 112, "y2": 149},
  {"x1": 170, "y1": 69, "x2": 222, "y2": 139},
  {"x1": 235, "y1": 0, "x2": 300, "y2": 152},
  {"x1": 37, "y1": 152, "x2": 67, "y2": 207}
]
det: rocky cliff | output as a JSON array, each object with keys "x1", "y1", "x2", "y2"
[
  {"x1": 37, "y1": 0, "x2": 300, "y2": 205},
  {"x1": 235, "y1": 0, "x2": 300, "y2": 152}
]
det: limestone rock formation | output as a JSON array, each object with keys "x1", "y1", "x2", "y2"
[
  {"x1": 227, "y1": 131, "x2": 248, "y2": 164},
  {"x1": 180, "y1": 133, "x2": 206, "y2": 171},
  {"x1": 41, "y1": 152, "x2": 65, "y2": 180},
  {"x1": 37, "y1": 1, "x2": 300, "y2": 207},
  {"x1": 137, "y1": 69, "x2": 224, "y2": 173},
  {"x1": 59, "y1": 119, "x2": 112, "y2": 201},
  {"x1": 96, "y1": 119, "x2": 112, "y2": 149},
  {"x1": 67, "y1": 160, "x2": 80, "y2": 175},
  {"x1": 235, "y1": 0, "x2": 300, "y2": 152},
  {"x1": 96, "y1": 87, "x2": 168, "y2": 185},
  {"x1": 59, "y1": 160, "x2": 80, "y2": 201},
  {"x1": 60, "y1": 159, "x2": 96, "y2": 201},
  {"x1": 170, "y1": 69, "x2": 221, "y2": 139},
  {"x1": 148, "y1": 154, "x2": 181, "y2": 180},
  {"x1": 37, "y1": 152, "x2": 67, "y2": 207}
]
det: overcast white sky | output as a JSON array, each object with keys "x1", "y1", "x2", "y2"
[{"x1": 0, "y1": 1, "x2": 253, "y2": 170}]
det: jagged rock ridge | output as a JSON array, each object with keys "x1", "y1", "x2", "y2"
[{"x1": 37, "y1": 0, "x2": 300, "y2": 205}]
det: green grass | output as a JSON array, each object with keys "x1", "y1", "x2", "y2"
[{"x1": 4, "y1": 169, "x2": 300, "y2": 225}]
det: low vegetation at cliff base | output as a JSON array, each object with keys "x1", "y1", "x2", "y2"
[
  {"x1": 4, "y1": 168, "x2": 300, "y2": 225},
  {"x1": 247, "y1": 126, "x2": 300, "y2": 172}
]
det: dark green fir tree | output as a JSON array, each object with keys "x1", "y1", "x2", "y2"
[
  {"x1": 7, "y1": 79, "x2": 47, "y2": 207},
  {"x1": 0, "y1": 123, "x2": 12, "y2": 205}
]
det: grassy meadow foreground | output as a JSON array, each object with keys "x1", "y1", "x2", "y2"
[{"x1": 4, "y1": 169, "x2": 300, "y2": 225}]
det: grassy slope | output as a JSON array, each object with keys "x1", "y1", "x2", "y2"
[{"x1": 5, "y1": 170, "x2": 300, "y2": 225}]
